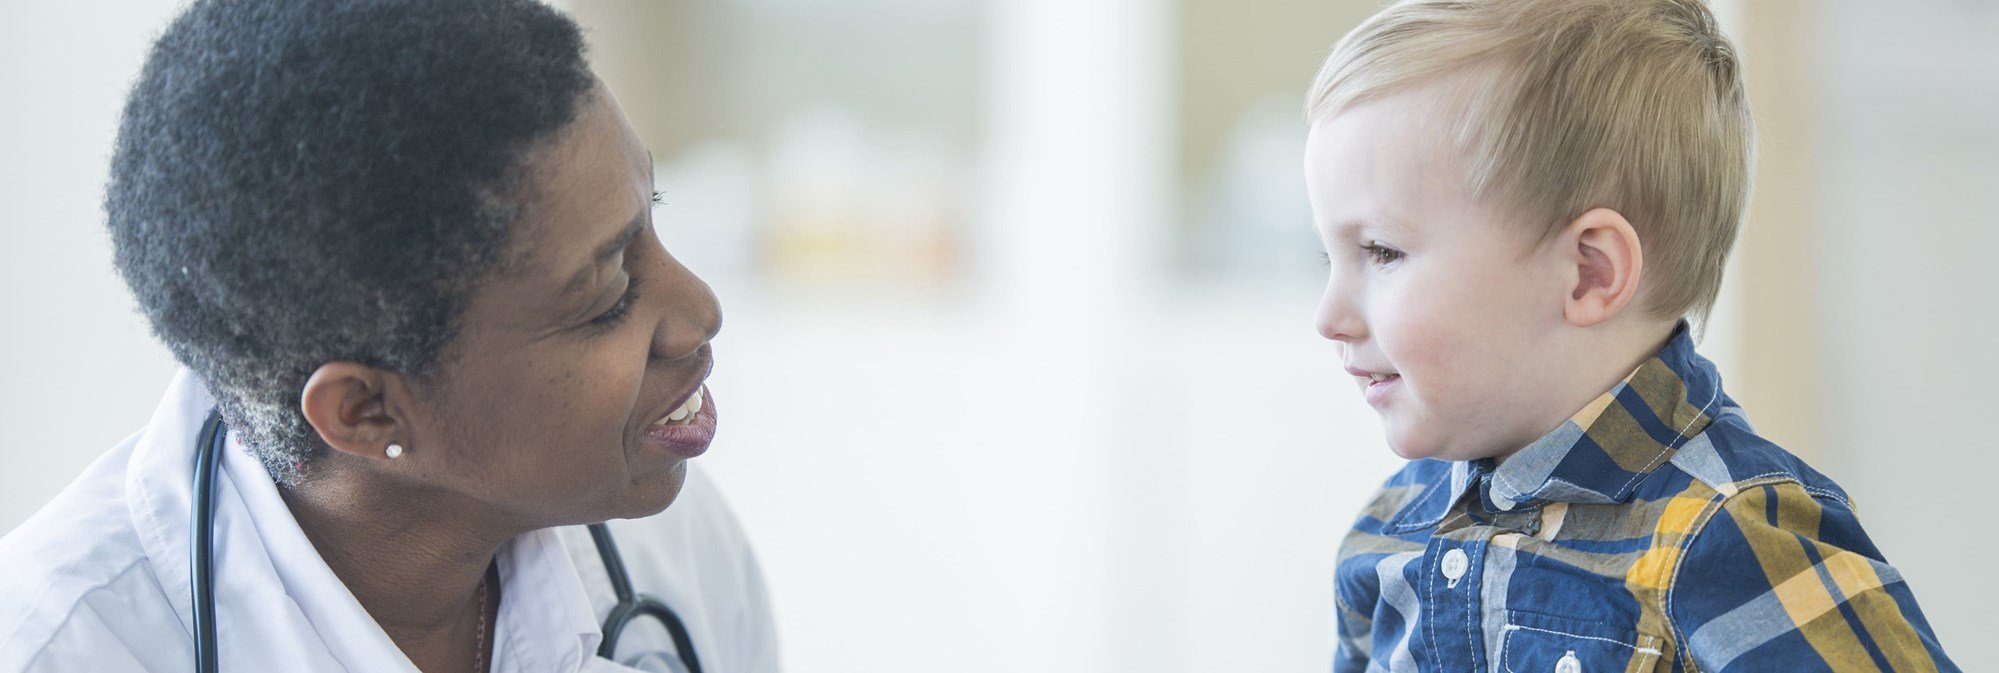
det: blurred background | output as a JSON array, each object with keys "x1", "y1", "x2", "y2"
[{"x1": 3, "y1": 0, "x2": 1994, "y2": 670}]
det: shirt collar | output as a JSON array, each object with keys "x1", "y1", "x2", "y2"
[
  {"x1": 1480, "y1": 323, "x2": 1729, "y2": 511},
  {"x1": 491, "y1": 527, "x2": 607, "y2": 672}
]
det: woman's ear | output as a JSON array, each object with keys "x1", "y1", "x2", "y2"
[
  {"x1": 299, "y1": 363, "x2": 407, "y2": 460},
  {"x1": 1561, "y1": 207, "x2": 1645, "y2": 328}
]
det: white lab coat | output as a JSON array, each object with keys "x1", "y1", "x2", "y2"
[{"x1": 0, "y1": 370, "x2": 781, "y2": 672}]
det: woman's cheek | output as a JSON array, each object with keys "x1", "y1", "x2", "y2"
[{"x1": 581, "y1": 346, "x2": 648, "y2": 441}]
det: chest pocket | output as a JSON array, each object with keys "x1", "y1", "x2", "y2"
[{"x1": 1499, "y1": 611, "x2": 1664, "y2": 673}]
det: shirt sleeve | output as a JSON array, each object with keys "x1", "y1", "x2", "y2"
[
  {"x1": 1, "y1": 577, "x2": 171, "y2": 673},
  {"x1": 1666, "y1": 480, "x2": 1956, "y2": 672},
  {"x1": 1331, "y1": 589, "x2": 1371, "y2": 673}
]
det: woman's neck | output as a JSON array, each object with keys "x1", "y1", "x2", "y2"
[{"x1": 280, "y1": 464, "x2": 510, "y2": 671}]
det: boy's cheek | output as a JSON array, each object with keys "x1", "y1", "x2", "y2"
[{"x1": 1371, "y1": 301, "x2": 1466, "y2": 376}]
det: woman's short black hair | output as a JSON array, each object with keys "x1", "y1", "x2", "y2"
[{"x1": 107, "y1": 0, "x2": 594, "y2": 484}]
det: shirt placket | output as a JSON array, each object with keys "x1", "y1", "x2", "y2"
[{"x1": 1422, "y1": 485, "x2": 1495, "y2": 673}]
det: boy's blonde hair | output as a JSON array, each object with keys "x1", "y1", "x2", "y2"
[{"x1": 1309, "y1": 0, "x2": 1754, "y2": 322}]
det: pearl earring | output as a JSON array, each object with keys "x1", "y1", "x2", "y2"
[{"x1": 384, "y1": 443, "x2": 404, "y2": 459}]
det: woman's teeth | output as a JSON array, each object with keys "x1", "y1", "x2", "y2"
[
  {"x1": 655, "y1": 387, "x2": 705, "y2": 426},
  {"x1": 1367, "y1": 373, "x2": 1398, "y2": 384}
]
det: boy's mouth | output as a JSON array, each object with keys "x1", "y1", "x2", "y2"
[
  {"x1": 1344, "y1": 365, "x2": 1399, "y2": 384},
  {"x1": 1345, "y1": 366, "x2": 1400, "y2": 405}
]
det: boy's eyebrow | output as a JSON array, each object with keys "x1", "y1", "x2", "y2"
[{"x1": 1329, "y1": 215, "x2": 1410, "y2": 238}]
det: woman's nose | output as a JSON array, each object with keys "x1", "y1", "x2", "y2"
[{"x1": 649, "y1": 261, "x2": 723, "y2": 363}]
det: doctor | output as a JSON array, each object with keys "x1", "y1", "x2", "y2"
[{"x1": 0, "y1": 0, "x2": 778, "y2": 671}]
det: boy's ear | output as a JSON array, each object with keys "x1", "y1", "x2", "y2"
[
  {"x1": 1560, "y1": 207, "x2": 1644, "y2": 328},
  {"x1": 299, "y1": 362, "x2": 408, "y2": 462}
]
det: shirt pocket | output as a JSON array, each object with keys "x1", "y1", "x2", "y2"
[{"x1": 1499, "y1": 610, "x2": 1665, "y2": 673}]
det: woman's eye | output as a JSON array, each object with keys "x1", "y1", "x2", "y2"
[
  {"x1": 1361, "y1": 241, "x2": 1405, "y2": 266},
  {"x1": 587, "y1": 273, "x2": 643, "y2": 330}
]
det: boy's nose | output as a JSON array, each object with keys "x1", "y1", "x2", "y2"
[{"x1": 1316, "y1": 282, "x2": 1365, "y2": 343}]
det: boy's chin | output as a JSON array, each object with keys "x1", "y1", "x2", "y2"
[
  {"x1": 1383, "y1": 427, "x2": 1439, "y2": 461},
  {"x1": 1384, "y1": 428, "x2": 1497, "y2": 463},
  {"x1": 1387, "y1": 441, "x2": 1444, "y2": 462}
]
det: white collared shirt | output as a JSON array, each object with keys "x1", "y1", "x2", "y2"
[{"x1": 0, "y1": 370, "x2": 780, "y2": 672}]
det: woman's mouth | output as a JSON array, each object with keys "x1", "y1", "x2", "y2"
[
  {"x1": 643, "y1": 384, "x2": 716, "y2": 459},
  {"x1": 653, "y1": 387, "x2": 705, "y2": 426}
]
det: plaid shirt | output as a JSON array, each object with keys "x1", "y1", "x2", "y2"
[{"x1": 1332, "y1": 326, "x2": 1957, "y2": 672}]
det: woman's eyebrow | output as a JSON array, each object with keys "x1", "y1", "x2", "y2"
[{"x1": 561, "y1": 215, "x2": 645, "y2": 298}]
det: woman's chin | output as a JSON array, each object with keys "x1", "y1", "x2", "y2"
[{"x1": 612, "y1": 460, "x2": 689, "y2": 520}]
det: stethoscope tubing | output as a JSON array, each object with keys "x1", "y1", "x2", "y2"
[
  {"x1": 588, "y1": 523, "x2": 704, "y2": 673},
  {"x1": 192, "y1": 412, "x2": 226, "y2": 673}
]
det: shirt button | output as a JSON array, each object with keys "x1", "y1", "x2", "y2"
[
  {"x1": 1555, "y1": 651, "x2": 1581, "y2": 673},
  {"x1": 1441, "y1": 548, "x2": 1468, "y2": 580}
]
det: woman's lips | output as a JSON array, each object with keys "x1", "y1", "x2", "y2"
[{"x1": 643, "y1": 385, "x2": 716, "y2": 459}]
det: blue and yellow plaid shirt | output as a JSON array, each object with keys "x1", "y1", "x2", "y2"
[{"x1": 1333, "y1": 327, "x2": 1957, "y2": 672}]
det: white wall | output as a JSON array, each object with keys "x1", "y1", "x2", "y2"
[
  {"x1": 0, "y1": 1, "x2": 185, "y2": 533},
  {"x1": 1809, "y1": 2, "x2": 1999, "y2": 667}
]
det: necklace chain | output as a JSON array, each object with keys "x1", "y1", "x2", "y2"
[{"x1": 474, "y1": 569, "x2": 490, "y2": 673}]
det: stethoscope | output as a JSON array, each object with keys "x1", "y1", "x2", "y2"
[{"x1": 190, "y1": 411, "x2": 704, "y2": 673}]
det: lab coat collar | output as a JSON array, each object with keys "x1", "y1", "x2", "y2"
[
  {"x1": 124, "y1": 369, "x2": 610, "y2": 671},
  {"x1": 494, "y1": 522, "x2": 608, "y2": 670}
]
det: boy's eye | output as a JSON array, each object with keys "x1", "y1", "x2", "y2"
[{"x1": 1361, "y1": 241, "x2": 1405, "y2": 266}]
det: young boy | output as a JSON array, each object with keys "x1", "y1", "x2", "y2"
[{"x1": 1305, "y1": 1, "x2": 1956, "y2": 671}]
